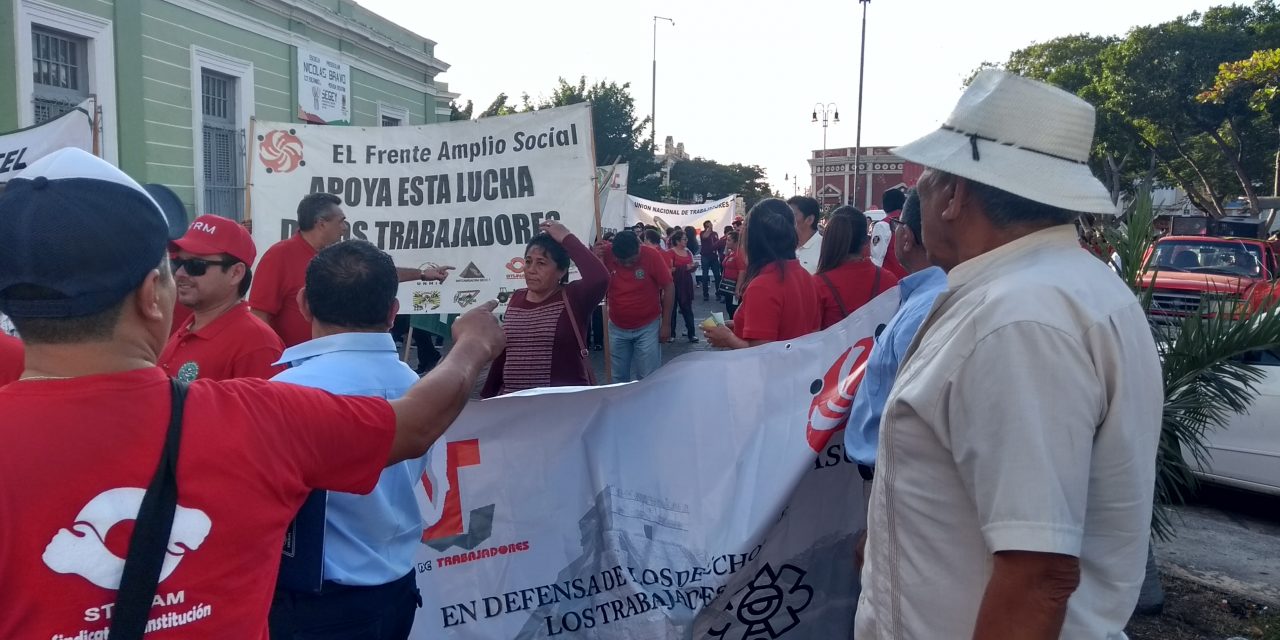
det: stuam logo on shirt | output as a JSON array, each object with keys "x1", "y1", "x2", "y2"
[
  {"x1": 43, "y1": 487, "x2": 212, "y2": 589},
  {"x1": 805, "y1": 337, "x2": 874, "y2": 453}
]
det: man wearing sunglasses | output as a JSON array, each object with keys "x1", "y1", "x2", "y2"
[{"x1": 159, "y1": 214, "x2": 284, "y2": 381}]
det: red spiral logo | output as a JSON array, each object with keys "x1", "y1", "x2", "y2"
[{"x1": 257, "y1": 130, "x2": 304, "y2": 174}]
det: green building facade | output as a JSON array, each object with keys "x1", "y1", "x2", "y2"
[{"x1": 0, "y1": 0, "x2": 454, "y2": 220}]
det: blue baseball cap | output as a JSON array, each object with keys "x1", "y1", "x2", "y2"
[{"x1": 0, "y1": 148, "x2": 188, "y2": 318}]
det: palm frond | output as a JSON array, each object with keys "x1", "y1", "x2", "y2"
[{"x1": 1098, "y1": 187, "x2": 1280, "y2": 541}]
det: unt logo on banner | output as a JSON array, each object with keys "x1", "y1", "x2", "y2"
[{"x1": 422, "y1": 440, "x2": 495, "y2": 552}]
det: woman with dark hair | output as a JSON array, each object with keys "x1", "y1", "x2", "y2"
[
  {"x1": 480, "y1": 221, "x2": 608, "y2": 397},
  {"x1": 815, "y1": 206, "x2": 900, "y2": 329},
  {"x1": 704, "y1": 198, "x2": 820, "y2": 348},
  {"x1": 666, "y1": 229, "x2": 699, "y2": 343}
]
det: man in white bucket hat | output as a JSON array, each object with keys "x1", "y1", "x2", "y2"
[{"x1": 855, "y1": 70, "x2": 1162, "y2": 639}]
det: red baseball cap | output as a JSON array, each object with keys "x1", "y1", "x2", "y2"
[{"x1": 171, "y1": 214, "x2": 257, "y2": 265}]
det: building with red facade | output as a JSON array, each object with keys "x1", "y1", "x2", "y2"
[{"x1": 808, "y1": 146, "x2": 925, "y2": 210}]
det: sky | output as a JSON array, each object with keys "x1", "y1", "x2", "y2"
[{"x1": 360, "y1": 0, "x2": 1228, "y2": 196}]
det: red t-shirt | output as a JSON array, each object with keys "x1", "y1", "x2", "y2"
[
  {"x1": 0, "y1": 367, "x2": 395, "y2": 639},
  {"x1": 605, "y1": 245, "x2": 674, "y2": 329},
  {"x1": 733, "y1": 260, "x2": 821, "y2": 342},
  {"x1": 249, "y1": 233, "x2": 317, "y2": 347},
  {"x1": 669, "y1": 248, "x2": 694, "y2": 273},
  {"x1": 722, "y1": 250, "x2": 743, "y2": 281},
  {"x1": 0, "y1": 333, "x2": 23, "y2": 385},
  {"x1": 815, "y1": 260, "x2": 900, "y2": 329},
  {"x1": 159, "y1": 302, "x2": 286, "y2": 381}
]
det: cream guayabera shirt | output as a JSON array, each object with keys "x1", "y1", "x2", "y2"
[{"x1": 855, "y1": 225, "x2": 1162, "y2": 639}]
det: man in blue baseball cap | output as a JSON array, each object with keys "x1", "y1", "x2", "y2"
[{"x1": 0, "y1": 148, "x2": 505, "y2": 639}]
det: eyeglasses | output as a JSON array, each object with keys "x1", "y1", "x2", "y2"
[
  {"x1": 887, "y1": 218, "x2": 907, "y2": 229},
  {"x1": 171, "y1": 257, "x2": 237, "y2": 277}
]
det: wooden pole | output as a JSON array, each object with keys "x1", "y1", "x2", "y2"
[
  {"x1": 91, "y1": 95, "x2": 101, "y2": 157},
  {"x1": 402, "y1": 326, "x2": 415, "y2": 364},
  {"x1": 586, "y1": 106, "x2": 611, "y2": 384},
  {"x1": 243, "y1": 117, "x2": 256, "y2": 226}
]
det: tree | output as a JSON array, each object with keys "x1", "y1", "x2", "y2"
[
  {"x1": 527, "y1": 77, "x2": 663, "y2": 200},
  {"x1": 667, "y1": 158, "x2": 771, "y2": 207},
  {"x1": 477, "y1": 93, "x2": 518, "y2": 118},
  {"x1": 448, "y1": 99, "x2": 473, "y2": 122},
  {"x1": 982, "y1": 1, "x2": 1280, "y2": 215},
  {"x1": 1198, "y1": 47, "x2": 1280, "y2": 119}
]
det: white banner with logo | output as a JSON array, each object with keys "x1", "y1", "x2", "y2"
[
  {"x1": 408, "y1": 291, "x2": 897, "y2": 638},
  {"x1": 247, "y1": 103, "x2": 596, "y2": 315},
  {"x1": 596, "y1": 163, "x2": 629, "y2": 234},
  {"x1": 0, "y1": 98, "x2": 94, "y2": 183},
  {"x1": 627, "y1": 195, "x2": 736, "y2": 234},
  {"x1": 297, "y1": 49, "x2": 351, "y2": 125}
]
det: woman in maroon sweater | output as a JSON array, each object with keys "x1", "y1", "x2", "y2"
[{"x1": 481, "y1": 221, "x2": 608, "y2": 398}]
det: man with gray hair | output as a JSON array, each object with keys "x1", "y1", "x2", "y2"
[{"x1": 856, "y1": 70, "x2": 1162, "y2": 638}]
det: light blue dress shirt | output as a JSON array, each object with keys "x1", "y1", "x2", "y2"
[
  {"x1": 272, "y1": 332, "x2": 429, "y2": 586},
  {"x1": 845, "y1": 266, "x2": 948, "y2": 466}
]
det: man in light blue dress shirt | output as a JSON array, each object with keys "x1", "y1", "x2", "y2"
[
  {"x1": 268, "y1": 240, "x2": 444, "y2": 640},
  {"x1": 846, "y1": 190, "x2": 948, "y2": 470}
]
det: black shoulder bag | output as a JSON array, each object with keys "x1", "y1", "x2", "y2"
[{"x1": 108, "y1": 378, "x2": 188, "y2": 639}]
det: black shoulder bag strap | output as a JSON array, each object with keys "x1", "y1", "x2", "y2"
[
  {"x1": 819, "y1": 272, "x2": 850, "y2": 319},
  {"x1": 108, "y1": 378, "x2": 188, "y2": 640}
]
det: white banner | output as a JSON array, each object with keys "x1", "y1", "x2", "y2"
[
  {"x1": 408, "y1": 291, "x2": 897, "y2": 638},
  {"x1": 596, "y1": 163, "x2": 629, "y2": 234},
  {"x1": 248, "y1": 103, "x2": 597, "y2": 315},
  {"x1": 0, "y1": 98, "x2": 93, "y2": 182},
  {"x1": 297, "y1": 49, "x2": 351, "y2": 125},
  {"x1": 627, "y1": 195, "x2": 736, "y2": 234}
]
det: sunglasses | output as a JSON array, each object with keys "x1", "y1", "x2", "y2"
[{"x1": 171, "y1": 257, "x2": 237, "y2": 277}]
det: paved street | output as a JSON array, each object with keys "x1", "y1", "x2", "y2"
[{"x1": 1159, "y1": 486, "x2": 1280, "y2": 606}]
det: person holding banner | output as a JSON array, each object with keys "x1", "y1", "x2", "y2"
[
  {"x1": 666, "y1": 230, "x2": 699, "y2": 343},
  {"x1": 855, "y1": 70, "x2": 1161, "y2": 640},
  {"x1": 251, "y1": 193, "x2": 349, "y2": 347},
  {"x1": 481, "y1": 221, "x2": 608, "y2": 397},
  {"x1": 0, "y1": 149, "x2": 506, "y2": 640},
  {"x1": 814, "y1": 207, "x2": 898, "y2": 330},
  {"x1": 597, "y1": 230, "x2": 673, "y2": 382},
  {"x1": 704, "y1": 199, "x2": 820, "y2": 348}
]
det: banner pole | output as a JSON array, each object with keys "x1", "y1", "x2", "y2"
[
  {"x1": 91, "y1": 95, "x2": 101, "y2": 158},
  {"x1": 586, "y1": 106, "x2": 612, "y2": 384},
  {"x1": 243, "y1": 117, "x2": 256, "y2": 226}
]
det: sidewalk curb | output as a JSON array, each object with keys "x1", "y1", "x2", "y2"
[{"x1": 1158, "y1": 559, "x2": 1280, "y2": 608}]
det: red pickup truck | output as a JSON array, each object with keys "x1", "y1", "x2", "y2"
[{"x1": 1142, "y1": 235, "x2": 1279, "y2": 325}]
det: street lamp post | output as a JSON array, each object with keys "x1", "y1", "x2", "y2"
[
  {"x1": 852, "y1": 0, "x2": 871, "y2": 209},
  {"x1": 784, "y1": 173, "x2": 800, "y2": 196},
  {"x1": 651, "y1": 16, "x2": 675, "y2": 150},
  {"x1": 811, "y1": 103, "x2": 840, "y2": 205}
]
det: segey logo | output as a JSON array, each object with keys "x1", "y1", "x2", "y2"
[
  {"x1": 43, "y1": 488, "x2": 212, "y2": 589},
  {"x1": 805, "y1": 337, "x2": 874, "y2": 453},
  {"x1": 257, "y1": 129, "x2": 305, "y2": 174},
  {"x1": 708, "y1": 563, "x2": 814, "y2": 639}
]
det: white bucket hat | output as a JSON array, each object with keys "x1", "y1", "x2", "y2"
[{"x1": 893, "y1": 69, "x2": 1118, "y2": 215}]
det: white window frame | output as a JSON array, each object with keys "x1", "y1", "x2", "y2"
[
  {"x1": 15, "y1": 0, "x2": 117, "y2": 163},
  {"x1": 378, "y1": 102, "x2": 408, "y2": 126},
  {"x1": 190, "y1": 46, "x2": 254, "y2": 216}
]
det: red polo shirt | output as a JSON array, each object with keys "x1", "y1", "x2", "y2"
[
  {"x1": 159, "y1": 302, "x2": 285, "y2": 381},
  {"x1": 733, "y1": 260, "x2": 821, "y2": 342},
  {"x1": 606, "y1": 245, "x2": 673, "y2": 329},
  {"x1": 0, "y1": 367, "x2": 395, "y2": 639},
  {"x1": 881, "y1": 210, "x2": 908, "y2": 279},
  {"x1": 0, "y1": 333, "x2": 23, "y2": 385},
  {"x1": 249, "y1": 233, "x2": 317, "y2": 347}
]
